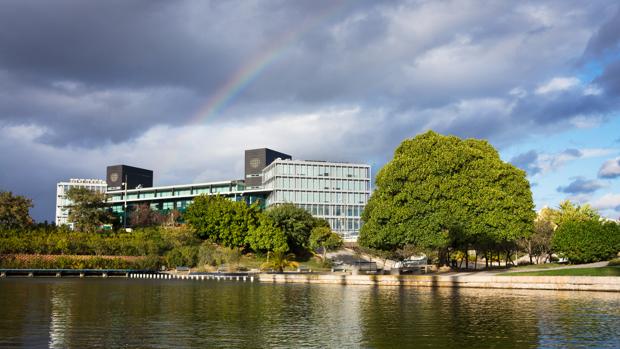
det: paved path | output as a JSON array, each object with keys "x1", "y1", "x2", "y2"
[{"x1": 326, "y1": 248, "x2": 614, "y2": 277}]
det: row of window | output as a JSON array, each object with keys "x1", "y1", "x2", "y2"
[
  {"x1": 109, "y1": 185, "x2": 236, "y2": 201},
  {"x1": 265, "y1": 176, "x2": 370, "y2": 192},
  {"x1": 270, "y1": 190, "x2": 369, "y2": 205},
  {"x1": 271, "y1": 203, "x2": 365, "y2": 218},
  {"x1": 58, "y1": 184, "x2": 106, "y2": 193},
  {"x1": 322, "y1": 217, "x2": 362, "y2": 232},
  {"x1": 264, "y1": 163, "x2": 369, "y2": 182}
]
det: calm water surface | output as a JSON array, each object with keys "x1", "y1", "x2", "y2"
[{"x1": 0, "y1": 278, "x2": 618, "y2": 348}]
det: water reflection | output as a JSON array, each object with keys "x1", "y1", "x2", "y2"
[{"x1": 0, "y1": 279, "x2": 618, "y2": 348}]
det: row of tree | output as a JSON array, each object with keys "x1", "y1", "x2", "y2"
[
  {"x1": 184, "y1": 196, "x2": 343, "y2": 258},
  {"x1": 0, "y1": 189, "x2": 344, "y2": 269}
]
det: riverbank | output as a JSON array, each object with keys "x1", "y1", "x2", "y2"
[{"x1": 257, "y1": 273, "x2": 620, "y2": 292}]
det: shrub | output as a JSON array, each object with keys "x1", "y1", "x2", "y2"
[
  {"x1": 198, "y1": 242, "x2": 222, "y2": 267},
  {"x1": 552, "y1": 220, "x2": 620, "y2": 264},
  {"x1": 165, "y1": 246, "x2": 199, "y2": 268}
]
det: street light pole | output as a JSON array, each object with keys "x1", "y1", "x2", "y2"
[{"x1": 123, "y1": 175, "x2": 128, "y2": 229}]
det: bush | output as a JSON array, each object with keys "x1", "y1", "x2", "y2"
[
  {"x1": 0, "y1": 254, "x2": 157, "y2": 270},
  {"x1": 552, "y1": 220, "x2": 620, "y2": 264},
  {"x1": 165, "y1": 246, "x2": 199, "y2": 268},
  {"x1": 198, "y1": 242, "x2": 222, "y2": 267}
]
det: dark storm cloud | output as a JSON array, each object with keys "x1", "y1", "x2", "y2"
[
  {"x1": 583, "y1": 5, "x2": 620, "y2": 58},
  {"x1": 595, "y1": 60, "x2": 620, "y2": 98},
  {"x1": 510, "y1": 150, "x2": 541, "y2": 176},
  {"x1": 557, "y1": 178, "x2": 604, "y2": 194},
  {"x1": 0, "y1": 0, "x2": 617, "y2": 148},
  {"x1": 2, "y1": 0, "x2": 620, "y2": 221}
]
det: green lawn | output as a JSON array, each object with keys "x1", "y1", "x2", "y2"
[
  {"x1": 508, "y1": 263, "x2": 566, "y2": 270},
  {"x1": 500, "y1": 266, "x2": 620, "y2": 277}
]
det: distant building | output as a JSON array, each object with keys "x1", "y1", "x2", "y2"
[
  {"x1": 55, "y1": 178, "x2": 107, "y2": 226},
  {"x1": 101, "y1": 148, "x2": 371, "y2": 240}
]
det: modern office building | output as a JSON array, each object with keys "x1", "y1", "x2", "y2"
[
  {"x1": 100, "y1": 148, "x2": 370, "y2": 240},
  {"x1": 262, "y1": 159, "x2": 370, "y2": 239},
  {"x1": 55, "y1": 178, "x2": 107, "y2": 226}
]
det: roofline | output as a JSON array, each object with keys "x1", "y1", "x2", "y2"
[{"x1": 107, "y1": 179, "x2": 245, "y2": 193}]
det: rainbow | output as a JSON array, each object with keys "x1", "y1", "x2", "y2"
[{"x1": 188, "y1": 0, "x2": 348, "y2": 125}]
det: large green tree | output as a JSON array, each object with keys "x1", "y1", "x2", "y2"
[
  {"x1": 66, "y1": 187, "x2": 113, "y2": 232},
  {"x1": 184, "y1": 195, "x2": 260, "y2": 247},
  {"x1": 359, "y1": 131, "x2": 535, "y2": 262},
  {"x1": 0, "y1": 191, "x2": 33, "y2": 229},
  {"x1": 262, "y1": 203, "x2": 320, "y2": 253},
  {"x1": 552, "y1": 219, "x2": 620, "y2": 263}
]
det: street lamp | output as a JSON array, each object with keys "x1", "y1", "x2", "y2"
[{"x1": 122, "y1": 176, "x2": 128, "y2": 229}]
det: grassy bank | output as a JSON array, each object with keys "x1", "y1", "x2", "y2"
[{"x1": 500, "y1": 266, "x2": 620, "y2": 277}]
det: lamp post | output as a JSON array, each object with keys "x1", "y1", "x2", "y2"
[{"x1": 122, "y1": 176, "x2": 128, "y2": 229}]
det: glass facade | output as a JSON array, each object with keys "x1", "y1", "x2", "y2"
[
  {"x1": 105, "y1": 180, "x2": 269, "y2": 226},
  {"x1": 262, "y1": 160, "x2": 371, "y2": 240}
]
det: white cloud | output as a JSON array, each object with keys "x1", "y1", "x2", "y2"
[
  {"x1": 591, "y1": 193, "x2": 620, "y2": 211},
  {"x1": 535, "y1": 77, "x2": 580, "y2": 94},
  {"x1": 569, "y1": 115, "x2": 604, "y2": 129},
  {"x1": 535, "y1": 148, "x2": 616, "y2": 174},
  {"x1": 598, "y1": 156, "x2": 620, "y2": 178},
  {"x1": 583, "y1": 85, "x2": 603, "y2": 96}
]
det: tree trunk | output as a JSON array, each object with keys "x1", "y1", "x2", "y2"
[
  {"x1": 465, "y1": 246, "x2": 469, "y2": 270},
  {"x1": 528, "y1": 241, "x2": 533, "y2": 265},
  {"x1": 474, "y1": 250, "x2": 477, "y2": 270}
]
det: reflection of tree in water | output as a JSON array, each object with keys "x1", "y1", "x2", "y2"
[
  {"x1": 358, "y1": 286, "x2": 541, "y2": 348},
  {"x1": 0, "y1": 280, "x2": 53, "y2": 347},
  {"x1": 534, "y1": 291, "x2": 620, "y2": 348},
  {"x1": 1, "y1": 280, "x2": 618, "y2": 348}
]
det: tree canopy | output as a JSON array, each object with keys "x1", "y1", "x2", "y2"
[
  {"x1": 245, "y1": 215, "x2": 289, "y2": 253},
  {"x1": 309, "y1": 226, "x2": 343, "y2": 260},
  {"x1": 552, "y1": 219, "x2": 620, "y2": 263},
  {"x1": 66, "y1": 187, "x2": 113, "y2": 232},
  {"x1": 184, "y1": 195, "x2": 260, "y2": 247},
  {"x1": 359, "y1": 131, "x2": 535, "y2": 256},
  {"x1": 0, "y1": 191, "x2": 33, "y2": 229},
  {"x1": 262, "y1": 203, "x2": 322, "y2": 252}
]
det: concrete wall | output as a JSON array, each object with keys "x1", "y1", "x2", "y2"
[{"x1": 257, "y1": 273, "x2": 620, "y2": 292}]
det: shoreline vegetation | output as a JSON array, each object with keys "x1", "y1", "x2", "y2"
[{"x1": 1, "y1": 132, "x2": 618, "y2": 280}]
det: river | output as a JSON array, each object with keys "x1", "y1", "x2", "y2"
[{"x1": 1, "y1": 278, "x2": 618, "y2": 348}]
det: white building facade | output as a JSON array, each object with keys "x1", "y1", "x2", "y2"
[
  {"x1": 55, "y1": 179, "x2": 107, "y2": 226},
  {"x1": 262, "y1": 159, "x2": 371, "y2": 240}
]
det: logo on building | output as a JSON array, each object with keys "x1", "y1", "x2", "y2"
[
  {"x1": 109, "y1": 172, "x2": 119, "y2": 182},
  {"x1": 249, "y1": 158, "x2": 261, "y2": 169}
]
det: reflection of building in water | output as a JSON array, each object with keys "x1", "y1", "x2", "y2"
[{"x1": 49, "y1": 286, "x2": 71, "y2": 349}]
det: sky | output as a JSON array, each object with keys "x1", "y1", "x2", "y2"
[{"x1": 1, "y1": 0, "x2": 620, "y2": 222}]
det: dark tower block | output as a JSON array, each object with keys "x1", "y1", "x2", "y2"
[
  {"x1": 244, "y1": 148, "x2": 291, "y2": 188},
  {"x1": 106, "y1": 165, "x2": 153, "y2": 191}
]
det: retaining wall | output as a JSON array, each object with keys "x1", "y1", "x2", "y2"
[{"x1": 257, "y1": 273, "x2": 620, "y2": 292}]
